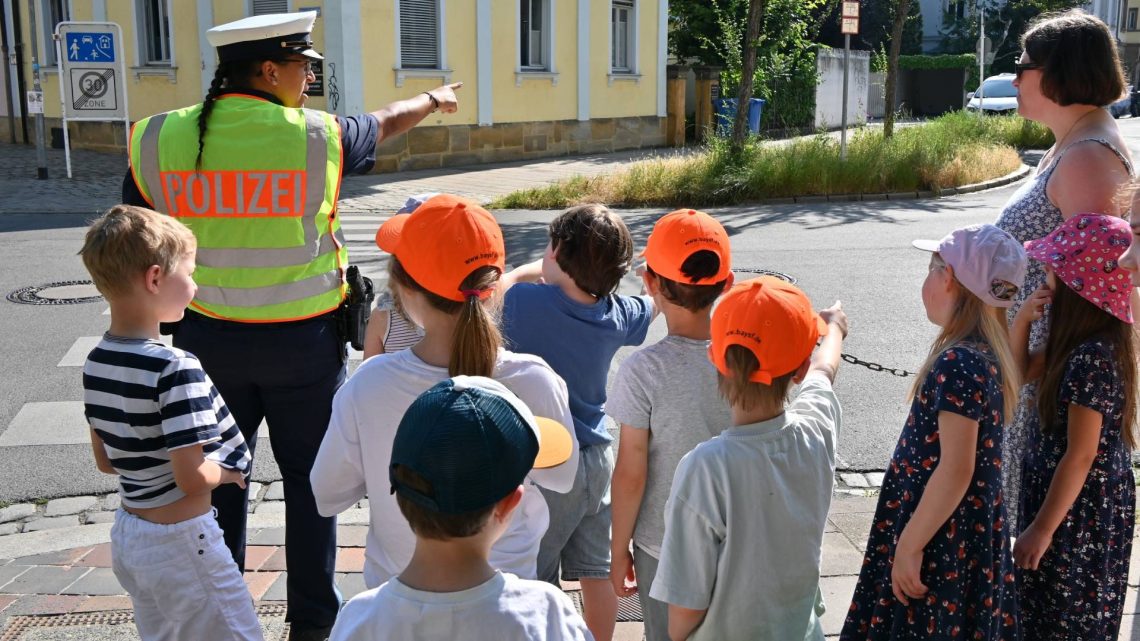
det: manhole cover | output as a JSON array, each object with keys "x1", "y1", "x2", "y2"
[
  {"x1": 6, "y1": 280, "x2": 103, "y2": 305},
  {"x1": 734, "y1": 267, "x2": 797, "y2": 284}
]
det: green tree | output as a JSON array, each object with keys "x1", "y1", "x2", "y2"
[
  {"x1": 675, "y1": 0, "x2": 830, "y2": 130},
  {"x1": 732, "y1": 0, "x2": 767, "y2": 148},
  {"x1": 939, "y1": 0, "x2": 1088, "y2": 77},
  {"x1": 884, "y1": 0, "x2": 911, "y2": 138},
  {"x1": 817, "y1": 0, "x2": 923, "y2": 55}
]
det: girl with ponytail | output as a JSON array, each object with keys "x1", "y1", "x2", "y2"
[{"x1": 312, "y1": 194, "x2": 580, "y2": 589}]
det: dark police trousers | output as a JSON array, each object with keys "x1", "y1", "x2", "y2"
[{"x1": 174, "y1": 310, "x2": 343, "y2": 630}]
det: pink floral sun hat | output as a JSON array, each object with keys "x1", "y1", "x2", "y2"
[{"x1": 1024, "y1": 213, "x2": 1133, "y2": 324}]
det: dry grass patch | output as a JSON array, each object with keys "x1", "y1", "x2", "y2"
[{"x1": 489, "y1": 112, "x2": 1051, "y2": 209}]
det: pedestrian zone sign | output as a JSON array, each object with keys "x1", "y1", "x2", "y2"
[
  {"x1": 56, "y1": 22, "x2": 127, "y2": 121},
  {"x1": 65, "y1": 32, "x2": 115, "y2": 62}
]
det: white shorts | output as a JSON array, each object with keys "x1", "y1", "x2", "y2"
[{"x1": 111, "y1": 509, "x2": 263, "y2": 641}]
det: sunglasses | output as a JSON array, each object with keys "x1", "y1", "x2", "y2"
[
  {"x1": 276, "y1": 58, "x2": 314, "y2": 74},
  {"x1": 1014, "y1": 61, "x2": 1041, "y2": 79}
]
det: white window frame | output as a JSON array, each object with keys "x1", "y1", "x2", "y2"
[
  {"x1": 394, "y1": 0, "x2": 452, "y2": 87},
  {"x1": 1130, "y1": 7, "x2": 1138, "y2": 31},
  {"x1": 609, "y1": 0, "x2": 639, "y2": 84},
  {"x1": 38, "y1": 0, "x2": 71, "y2": 68},
  {"x1": 249, "y1": 0, "x2": 291, "y2": 15},
  {"x1": 132, "y1": 0, "x2": 176, "y2": 81},
  {"x1": 518, "y1": 0, "x2": 554, "y2": 71}
]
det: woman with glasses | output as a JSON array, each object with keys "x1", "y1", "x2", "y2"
[
  {"x1": 994, "y1": 9, "x2": 1133, "y2": 535},
  {"x1": 118, "y1": 12, "x2": 461, "y2": 641}
]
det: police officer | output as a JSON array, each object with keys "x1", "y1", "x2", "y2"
[{"x1": 121, "y1": 12, "x2": 460, "y2": 640}]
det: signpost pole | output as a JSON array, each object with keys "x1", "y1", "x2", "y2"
[
  {"x1": 26, "y1": 0, "x2": 47, "y2": 179},
  {"x1": 839, "y1": 1, "x2": 859, "y2": 161},
  {"x1": 54, "y1": 26, "x2": 71, "y2": 179},
  {"x1": 841, "y1": 33, "x2": 849, "y2": 160}
]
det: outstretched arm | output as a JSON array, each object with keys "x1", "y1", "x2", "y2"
[
  {"x1": 810, "y1": 301, "x2": 848, "y2": 382},
  {"x1": 370, "y1": 83, "x2": 463, "y2": 144}
]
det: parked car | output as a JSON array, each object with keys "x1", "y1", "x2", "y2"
[
  {"x1": 1108, "y1": 85, "x2": 1132, "y2": 118},
  {"x1": 965, "y1": 74, "x2": 1018, "y2": 114}
]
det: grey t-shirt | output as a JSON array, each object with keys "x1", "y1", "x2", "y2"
[{"x1": 606, "y1": 335, "x2": 731, "y2": 556}]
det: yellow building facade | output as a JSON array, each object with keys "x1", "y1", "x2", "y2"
[{"x1": 1, "y1": 0, "x2": 667, "y2": 171}]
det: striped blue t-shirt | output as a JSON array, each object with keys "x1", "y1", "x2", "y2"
[{"x1": 83, "y1": 334, "x2": 251, "y2": 509}]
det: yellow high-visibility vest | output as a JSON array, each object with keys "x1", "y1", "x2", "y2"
[{"x1": 129, "y1": 93, "x2": 346, "y2": 323}]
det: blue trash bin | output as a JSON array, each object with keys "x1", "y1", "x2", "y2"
[{"x1": 713, "y1": 98, "x2": 765, "y2": 136}]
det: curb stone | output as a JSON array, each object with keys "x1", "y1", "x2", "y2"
[{"x1": 751, "y1": 163, "x2": 1031, "y2": 207}]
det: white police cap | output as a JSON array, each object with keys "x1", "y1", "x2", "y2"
[{"x1": 207, "y1": 11, "x2": 323, "y2": 62}]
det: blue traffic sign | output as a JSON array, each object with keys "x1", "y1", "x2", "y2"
[{"x1": 65, "y1": 32, "x2": 115, "y2": 63}]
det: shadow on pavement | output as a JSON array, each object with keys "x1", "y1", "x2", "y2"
[{"x1": 0, "y1": 213, "x2": 94, "y2": 233}]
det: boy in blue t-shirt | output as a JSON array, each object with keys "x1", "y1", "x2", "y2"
[{"x1": 501, "y1": 203, "x2": 655, "y2": 641}]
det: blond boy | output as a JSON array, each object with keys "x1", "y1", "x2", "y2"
[{"x1": 80, "y1": 205, "x2": 258, "y2": 641}]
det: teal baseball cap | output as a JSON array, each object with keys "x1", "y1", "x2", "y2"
[{"x1": 389, "y1": 376, "x2": 572, "y2": 514}]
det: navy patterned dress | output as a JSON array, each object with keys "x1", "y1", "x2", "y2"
[
  {"x1": 1018, "y1": 337, "x2": 1135, "y2": 639},
  {"x1": 995, "y1": 137, "x2": 1133, "y2": 533},
  {"x1": 841, "y1": 342, "x2": 1018, "y2": 641}
]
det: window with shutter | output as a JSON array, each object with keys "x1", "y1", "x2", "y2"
[
  {"x1": 400, "y1": 0, "x2": 440, "y2": 69},
  {"x1": 251, "y1": 0, "x2": 290, "y2": 15},
  {"x1": 611, "y1": 0, "x2": 633, "y2": 73}
]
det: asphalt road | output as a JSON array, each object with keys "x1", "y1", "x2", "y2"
[{"x1": 2, "y1": 117, "x2": 1138, "y2": 502}]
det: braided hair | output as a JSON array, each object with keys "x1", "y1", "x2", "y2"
[{"x1": 195, "y1": 60, "x2": 261, "y2": 170}]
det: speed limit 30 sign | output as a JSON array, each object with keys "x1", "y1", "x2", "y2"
[{"x1": 69, "y1": 68, "x2": 118, "y2": 111}]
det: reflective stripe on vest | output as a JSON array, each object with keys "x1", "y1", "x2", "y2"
[{"x1": 130, "y1": 97, "x2": 346, "y2": 322}]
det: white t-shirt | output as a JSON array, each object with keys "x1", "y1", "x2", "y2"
[
  {"x1": 311, "y1": 348, "x2": 580, "y2": 588},
  {"x1": 328, "y1": 572, "x2": 593, "y2": 641},
  {"x1": 649, "y1": 372, "x2": 841, "y2": 641}
]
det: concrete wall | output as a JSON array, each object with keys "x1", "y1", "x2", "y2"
[{"x1": 815, "y1": 49, "x2": 869, "y2": 130}]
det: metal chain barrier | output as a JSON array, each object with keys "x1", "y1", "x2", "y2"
[{"x1": 840, "y1": 353, "x2": 915, "y2": 378}]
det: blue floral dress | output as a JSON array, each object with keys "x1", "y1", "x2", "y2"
[
  {"x1": 1018, "y1": 337, "x2": 1135, "y2": 640},
  {"x1": 995, "y1": 137, "x2": 1133, "y2": 533},
  {"x1": 841, "y1": 342, "x2": 1018, "y2": 641}
]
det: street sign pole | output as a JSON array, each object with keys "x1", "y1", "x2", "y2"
[
  {"x1": 840, "y1": 1, "x2": 859, "y2": 161},
  {"x1": 841, "y1": 34, "x2": 850, "y2": 160},
  {"x1": 54, "y1": 33, "x2": 70, "y2": 178},
  {"x1": 26, "y1": 0, "x2": 47, "y2": 179}
]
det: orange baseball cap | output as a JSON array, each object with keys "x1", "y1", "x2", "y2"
[
  {"x1": 641, "y1": 209, "x2": 732, "y2": 283},
  {"x1": 375, "y1": 194, "x2": 506, "y2": 302},
  {"x1": 709, "y1": 277, "x2": 828, "y2": 384}
]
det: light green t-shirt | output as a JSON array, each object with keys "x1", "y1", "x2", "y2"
[{"x1": 649, "y1": 372, "x2": 841, "y2": 641}]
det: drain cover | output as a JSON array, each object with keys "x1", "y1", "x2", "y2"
[
  {"x1": 734, "y1": 267, "x2": 797, "y2": 284},
  {"x1": 0, "y1": 604, "x2": 288, "y2": 641},
  {"x1": 6, "y1": 280, "x2": 104, "y2": 305}
]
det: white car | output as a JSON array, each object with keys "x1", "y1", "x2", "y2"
[{"x1": 966, "y1": 74, "x2": 1018, "y2": 114}]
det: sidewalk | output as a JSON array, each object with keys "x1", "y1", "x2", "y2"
[
  {"x1": 4, "y1": 489, "x2": 1135, "y2": 640},
  {"x1": 0, "y1": 140, "x2": 688, "y2": 216}
]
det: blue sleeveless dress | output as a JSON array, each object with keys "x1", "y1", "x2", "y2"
[{"x1": 993, "y1": 136, "x2": 1132, "y2": 532}]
